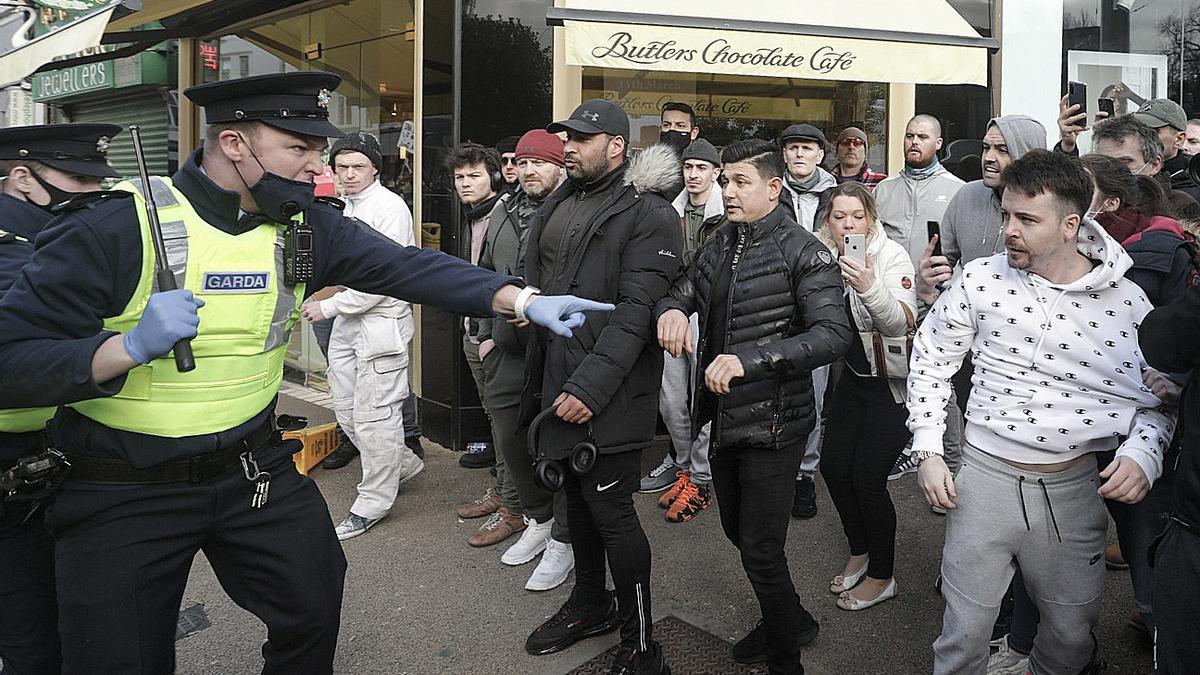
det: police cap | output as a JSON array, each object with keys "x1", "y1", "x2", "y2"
[
  {"x1": 0, "y1": 123, "x2": 122, "y2": 178},
  {"x1": 184, "y1": 72, "x2": 345, "y2": 139}
]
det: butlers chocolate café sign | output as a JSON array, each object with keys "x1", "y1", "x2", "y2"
[{"x1": 565, "y1": 23, "x2": 987, "y2": 86}]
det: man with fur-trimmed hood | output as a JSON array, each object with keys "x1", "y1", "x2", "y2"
[{"x1": 518, "y1": 99, "x2": 681, "y2": 675}]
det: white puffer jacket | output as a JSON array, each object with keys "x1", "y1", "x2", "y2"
[{"x1": 824, "y1": 222, "x2": 917, "y2": 403}]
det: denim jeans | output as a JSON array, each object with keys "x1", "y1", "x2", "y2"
[{"x1": 712, "y1": 442, "x2": 810, "y2": 675}]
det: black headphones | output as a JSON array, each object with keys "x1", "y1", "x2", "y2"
[
  {"x1": 485, "y1": 150, "x2": 505, "y2": 193},
  {"x1": 527, "y1": 405, "x2": 598, "y2": 493}
]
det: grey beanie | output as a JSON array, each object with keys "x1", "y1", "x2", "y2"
[
  {"x1": 681, "y1": 138, "x2": 720, "y2": 167},
  {"x1": 330, "y1": 130, "x2": 383, "y2": 170}
]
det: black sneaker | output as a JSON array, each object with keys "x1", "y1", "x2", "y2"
[
  {"x1": 321, "y1": 434, "x2": 360, "y2": 470},
  {"x1": 731, "y1": 620, "x2": 769, "y2": 664},
  {"x1": 791, "y1": 476, "x2": 817, "y2": 519},
  {"x1": 609, "y1": 641, "x2": 671, "y2": 675},
  {"x1": 525, "y1": 593, "x2": 618, "y2": 655},
  {"x1": 731, "y1": 603, "x2": 818, "y2": 664},
  {"x1": 459, "y1": 444, "x2": 496, "y2": 469}
]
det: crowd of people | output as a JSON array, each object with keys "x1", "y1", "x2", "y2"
[
  {"x1": 2, "y1": 67, "x2": 1200, "y2": 675},
  {"x1": 331, "y1": 94, "x2": 1198, "y2": 675}
]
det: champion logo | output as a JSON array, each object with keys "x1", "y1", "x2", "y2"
[{"x1": 202, "y1": 272, "x2": 270, "y2": 293}]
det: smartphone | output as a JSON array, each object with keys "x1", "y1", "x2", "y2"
[
  {"x1": 843, "y1": 234, "x2": 867, "y2": 266},
  {"x1": 927, "y1": 221, "x2": 942, "y2": 257},
  {"x1": 1068, "y1": 81, "x2": 1088, "y2": 120},
  {"x1": 1098, "y1": 97, "x2": 1115, "y2": 118}
]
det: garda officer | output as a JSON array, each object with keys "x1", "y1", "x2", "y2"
[
  {"x1": 0, "y1": 72, "x2": 609, "y2": 674},
  {"x1": 0, "y1": 123, "x2": 120, "y2": 675}
]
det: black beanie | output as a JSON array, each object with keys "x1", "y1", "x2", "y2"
[{"x1": 330, "y1": 130, "x2": 383, "y2": 170}]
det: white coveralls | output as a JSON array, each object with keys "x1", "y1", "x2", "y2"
[{"x1": 320, "y1": 180, "x2": 420, "y2": 520}]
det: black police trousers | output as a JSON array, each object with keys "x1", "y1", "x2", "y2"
[
  {"x1": 563, "y1": 449, "x2": 653, "y2": 650},
  {"x1": 0, "y1": 501, "x2": 60, "y2": 675},
  {"x1": 44, "y1": 438, "x2": 347, "y2": 674}
]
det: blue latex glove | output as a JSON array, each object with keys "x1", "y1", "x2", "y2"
[
  {"x1": 525, "y1": 294, "x2": 615, "y2": 338},
  {"x1": 123, "y1": 289, "x2": 205, "y2": 364}
]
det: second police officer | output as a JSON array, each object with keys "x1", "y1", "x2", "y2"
[
  {"x1": 0, "y1": 123, "x2": 122, "y2": 675},
  {"x1": 0, "y1": 72, "x2": 610, "y2": 674}
]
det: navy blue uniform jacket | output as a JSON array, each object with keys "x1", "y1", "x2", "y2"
[{"x1": 0, "y1": 150, "x2": 515, "y2": 466}]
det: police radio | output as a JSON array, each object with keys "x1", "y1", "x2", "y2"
[{"x1": 285, "y1": 221, "x2": 314, "y2": 284}]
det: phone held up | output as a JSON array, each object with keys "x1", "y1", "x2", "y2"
[
  {"x1": 843, "y1": 233, "x2": 867, "y2": 266},
  {"x1": 1068, "y1": 80, "x2": 1088, "y2": 122},
  {"x1": 927, "y1": 221, "x2": 942, "y2": 257},
  {"x1": 1098, "y1": 97, "x2": 1115, "y2": 118}
]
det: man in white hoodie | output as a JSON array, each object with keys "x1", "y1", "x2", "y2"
[
  {"x1": 300, "y1": 131, "x2": 423, "y2": 540},
  {"x1": 907, "y1": 150, "x2": 1174, "y2": 674}
]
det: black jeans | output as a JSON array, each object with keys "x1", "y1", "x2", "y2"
[
  {"x1": 491, "y1": 402, "x2": 570, "y2": 543},
  {"x1": 711, "y1": 442, "x2": 809, "y2": 675},
  {"x1": 0, "y1": 502, "x2": 60, "y2": 675},
  {"x1": 46, "y1": 439, "x2": 347, "y2": 674},
  {"x1": 564, "y1": 450, "x2": 652, "y2": 650},
  {"x1": 820, "y1": 373, "x2": 910, "y2": 579},
  {"x1": 1152, "y1": 520, "x2": 1200, "y2": 673}
]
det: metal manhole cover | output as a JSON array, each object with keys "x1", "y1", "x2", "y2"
[
  {"x1": 176, "y1": 603, "x2": 211, "y2": 641},
  {"x1": 567, "y1": 615, "x2": 769, "y2": 675}
]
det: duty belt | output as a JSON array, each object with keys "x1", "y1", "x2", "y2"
[{"x1": 65, "y1": 422, "x2": 276, "y2": 485}]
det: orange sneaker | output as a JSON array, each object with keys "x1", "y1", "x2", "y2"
[
  {"x1": 658, "y1": 471, "x2": 692, "y2": 508},
  {"x1": 665, "y1": 482, "x2": 711, "y2": 523}
]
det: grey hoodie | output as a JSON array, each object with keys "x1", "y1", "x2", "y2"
[
  {"x1": 941, "y1": 115, "x2": 1047, "y2": 268},
  {"x1": 781, "y1": 167, "x2": 837, "y2": 231}
]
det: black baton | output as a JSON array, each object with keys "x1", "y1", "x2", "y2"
[{"x1": 129, "y1": 125, "x2": 195, "y2": 372}]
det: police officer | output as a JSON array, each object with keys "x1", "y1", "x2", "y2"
[
  {"x1": 0, "y1": 72, "x2": 609, "y2": 674},
  {"x1": 0, "y1": 123, "x2": 121, "y2": 675}
]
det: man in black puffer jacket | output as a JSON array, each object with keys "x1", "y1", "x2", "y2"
[
  {"x1": 519, "y1": 100, "x2": 681, "y2": 675},
  {"x1": 656, "y1": 139, "x2": 852, "y2": 675}
]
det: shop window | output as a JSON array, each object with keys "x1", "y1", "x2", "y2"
[
  {"x1": 582, "y1": 68, "x2": 889, "y2": 172},
  {"x1": 1062, "y1": 0, "x2": 1197, "y2": 114}
]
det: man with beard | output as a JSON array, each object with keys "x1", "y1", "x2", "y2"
[
  {"x1": 0, "y1": 123, "x2": 121, "y2": 675},
  {"x1": 476, "y1": 129, "x2": 575, "y2": 591},
  {"x1": 830, "y1": 127, "x2": 886, "y2": 190},
  {"x1": 660, "y1": 101, "x2": 701, "y2": 154},
  {"x1": 521, "y1": 99, "x2": 680, "y2": 675},
  {"x1": 873, "y1": 115, "x2": 967, "y2": 484},
  {"x1": 918, "y1": 115, "x2": 1046, "y2": 306}
]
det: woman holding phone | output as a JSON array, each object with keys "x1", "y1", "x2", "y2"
[{"x1": 816, "y1": 182, "x2": 918, "y2": 611}]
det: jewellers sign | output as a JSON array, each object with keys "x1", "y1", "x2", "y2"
[{"x1": 564, "y1": 22, "x2": 986, "y2": 86}]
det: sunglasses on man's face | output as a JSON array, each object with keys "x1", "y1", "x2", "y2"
[
  {"x1": 501, "y1": 156, "x2": 517, "y2": 165},
  {"x1": 839, "y1": 139, "x2": 865, "y2": 148}
]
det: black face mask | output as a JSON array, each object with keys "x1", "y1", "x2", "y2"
[
  {"x1": 660, "y1": 129, "x2": 692, "y2": 153},
  {"x1": 29, "y1": 170, "x2": 79, "y2": 213},
  {"x1": 232, "y1": 134, "x2": 315, "y2": 224}
]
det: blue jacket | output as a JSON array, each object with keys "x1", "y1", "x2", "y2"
[{"x1": 0, "y1": 149, "x2": 515, "y2": 466}]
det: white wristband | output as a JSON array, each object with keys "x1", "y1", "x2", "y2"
[{"x1": 514, "y1": 286, "x2": 541, "y2": 323}]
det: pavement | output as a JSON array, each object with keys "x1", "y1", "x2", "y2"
[{"x1": 174, "y1": 393, "x2": 1153, "y2": 674}]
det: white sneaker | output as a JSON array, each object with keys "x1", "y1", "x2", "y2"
[
  {"x1": 525, "y1": 539, "x2": 575, "y2": 591},
  {"x1": 986, "y1": 635, "x2": 1030, "y2": 675},
  {"x1": 335, "y1": 512, "x2": 381, "y2": 541},
  {"x1": 397, "y1": 458, "x2": 424, "y2": 488},
  {"x1": 501, "y1": 516, "x2": 553, "y2": 565}
]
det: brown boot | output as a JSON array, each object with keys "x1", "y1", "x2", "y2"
[
  {"x1": 1105, "y1": 542, "x2": 1129, "y2": 570},
  {"x1": 456, "y1": 487, "x2": 501, "y2": 519},
  {"x1": 468, "y1": 506, "x2": 527, "y2": 547}
]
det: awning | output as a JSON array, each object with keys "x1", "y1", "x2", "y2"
[
  {"x1": 549, "y1": 0, "x2": 996, "y2": 86},
  {"x1": 0, "y1": 2, "x2": 119, "y2": 87}
]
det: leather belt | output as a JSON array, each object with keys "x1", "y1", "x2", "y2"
[{"x1": 65, "y1": 423, "x2": 277, "y2": 485}]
